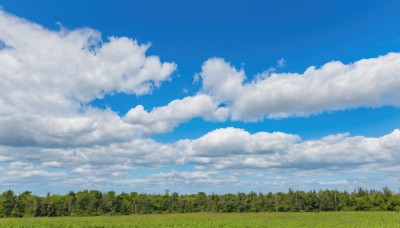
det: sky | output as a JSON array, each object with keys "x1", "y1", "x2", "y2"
[{"x1": 0, "y1": 0, "x2": 400, "y2": 195}]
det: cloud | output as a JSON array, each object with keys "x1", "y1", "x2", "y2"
[
  {"x1": 179, "y1": 127, "x2": 299, "y2": 157},
  {"x1": 0, "y1": 108, "x2": 138, "y2": 147},
  {"x1": 277, "y1": 58, "x2": 286, "y2": 68},
  {"x1": 0, "y1": 11, "x2": 176, "y2": 101},
  {"x1": 318, "y1": 180, "x2": 352, "y2": 186},
  {"x1": 0, "y1": 137, "x2": 183, "y2": 188},
  {"x1": 0, "y1": 161, "x2": 66, "y2": 186},
  {"x1": 199, "y1": 54, "x2": 400, "y2": 120},
  {"x1": 116, "y1": 170, "x2": 239, "y2": 187},
  {"x1": 0, "y1": 128, "x2": 399, "y2": 191},
  {"x1": 9, "y1": 161, "x2": 34, "y2": 170},
  {"x1": 0, "y1": 10, "x2": 176, "y2": 146},
  {"x1": 0, "y1": 137, "x2": 182, "y2": 177},
  {"x1": 116, "y1": 51, "x2": 400, "y2": 132},
  {"x1": 152, "y1": 170, "x2": 214, "y2": 180},
  {"x1": 178, "y1": 127, "x2": 400, "y2": 170},
  {"x1": 73, "y1": 164, "x2": 132, "y2": 176},
  {"x1": 0, "y1": 155, "x2": 11, "y2": 162},
  {"x1": 124, "y1": 94, "x2": 229, "y2": 134},
  {"x1": 42, "y1": 161, "x2": 63, "y2": 168}
]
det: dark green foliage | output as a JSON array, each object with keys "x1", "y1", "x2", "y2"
[
  {"x1": 1, "y1": 188, "x2": 400, "y2": 217},
  {"x1": 0, "y1": 190, "x2": 16, "y2": 217}
]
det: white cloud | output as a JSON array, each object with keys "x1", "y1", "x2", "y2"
[
  {"x1": 9, "y1": 161, "x2": 34, "y2": 170},
  {"x1": 7, "y1": 169, "x2": 65, "y2": 179},
  {"x1": 42, "y1": 161, "x2": 63, "y2": 168},
  {"x1": 199, "y1": 54, "x2": 400, "y2": 120},
  {"x1": 0, "y1": 10, "x2": 176, "y2": 146},
  {"x1": 0, "y1": 128, "x2": 399, "y2": 191},
  {"x1": 152, "y1": 170, "x2": 214, "y2": 180},
  {"x1": 111, "y1": 172, "x2": 128, "y2": 177},
  {"x1": 0, "y1": 11, "x2": 176, "y2": 101},
  {"x1": 0, "y1": 108, "x2": 136, "y2": 147},
  {"x1": 179, "y1": 127, "x2": 299, "y2": 157},
  {"x1": 86, "y1": 51, "x2": 400, "y2": 135},
  {"x1": 318, "y1": 180, "x2": 352, "y2": 186},
  {"x1": 0, "y1": 123, "x2": 399, "y2": 190},
  {"x1": 73, "y1": 164, "x2": 132, "y2": 176},
  {"x1": 124, "y1": 94, "x2": 228, "y2": 134},
  {"x1": 0, "y1": 155, "x2": 11, "y2": 162},
  {"x1": 178, "y1": 127, "x2": 400, "y2": 170},
  {"x1": 116, "y1": 170, "x2": 239, "y2": 188},
  {"x1": 115, "y1": 178, "x2": 151, "y2": 186},
  {"x1": 0, "y1": 137, "x2": 182, "y2": 182},
  {"x1": 1, "y1": 161, "x2": 66, "y2": 186}
]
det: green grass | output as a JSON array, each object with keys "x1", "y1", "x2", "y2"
[{"x1": 1, "y1": 212, "x2": 400, "y2": 227}]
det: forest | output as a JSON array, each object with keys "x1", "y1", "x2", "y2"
[{"x1": 1, "y1": 188, "x2": 400, "y2": 217}]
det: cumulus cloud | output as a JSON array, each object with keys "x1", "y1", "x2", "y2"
[
  {"x1": 124, "y1": 94, "x2": 228, "y2": 134},
  {"x1": 179, "y1": 127, "x2": 299, "y2": 157},
  {"x1": 199, "y1": 55, "x2": 400, "y2": 120},
  {"x1": 0, "y1": 10, "x2": 176, "y2": 146},
  {"x1": 0, "y1": 161, "x2": 66, "y2": 186},
  {"x1": 0, "y1": 11, "x2": 175, "y2": 101},
  {"x1": 0, "y1": 138, "x2": 182, "y2": 178},
  {"x1": 0, "y1": 127, "x2": 399, "y2": 191},
  {"x1": 178, "y1": 127, "x2": 400, "y2": 170},
  {"x1": 118, "y1": 52, "x2": 400, "y2": 132},
  {"x1": 0, "y1": 137, "x2": 183, "y2": 189}
]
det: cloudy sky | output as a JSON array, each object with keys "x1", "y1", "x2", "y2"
[{"x1": 1, "y1": 0, "x2": 400, "y2": 195}]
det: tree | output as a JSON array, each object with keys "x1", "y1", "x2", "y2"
[
  {"x1": 67, "y1": 191, "x2": 76, "y2": 216},
  {"x1": 101, "y1": 191, "x2": 115, "y2": 214},
  {"x1": 0, "y1": 190, "x2": 16, "y2": 217},
  {"x1": 12, "y1": 191, "x2": 33, "y2": 217},
  {"x1": 115, "y1": 193, "x2": 132, "y2": 215},
  {"x1": 195, "y1": 192, "x2": 207, "y2": 212}
]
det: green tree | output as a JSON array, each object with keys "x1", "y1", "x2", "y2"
[
  {"x1": 195, "y1": 192, "x2": 207, "y2": 212},
  {"x1": 102, "y1": 191, "x2": 116, "y2": 214},
  {"x1": 0, "y1": 190, "x2": 16, "y2": 217}
]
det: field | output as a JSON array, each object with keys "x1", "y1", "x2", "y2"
[{"x1": 1, "y1": 212, "x2": 400, "y2": 227}]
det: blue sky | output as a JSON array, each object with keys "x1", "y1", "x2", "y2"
[{"x1": 0, "y1": 0, "x2": 400, "y2": 195}]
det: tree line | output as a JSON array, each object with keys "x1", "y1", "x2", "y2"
[{"x1": 1, "y1": 187, "x2": 400, "y2": 217}]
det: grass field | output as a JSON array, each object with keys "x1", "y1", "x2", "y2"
[{"x1": 0, "y1": 212, "x2": 399, "y2": 227}]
